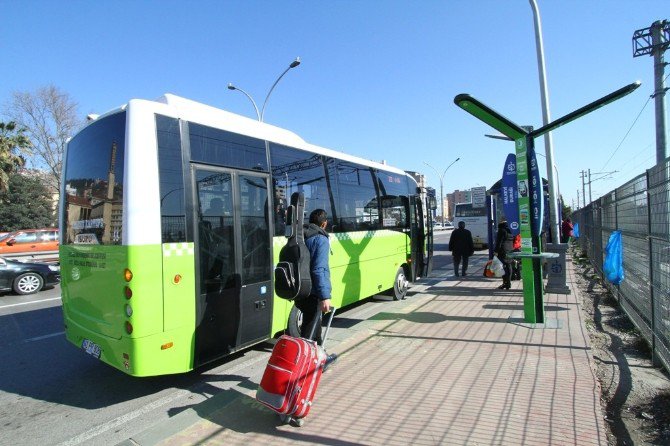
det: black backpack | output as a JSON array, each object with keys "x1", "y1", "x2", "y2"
[{"x1": 274, "y1": 192, "x2": 312, "y2": 300}]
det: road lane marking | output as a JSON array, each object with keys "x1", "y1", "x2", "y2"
[
  {"x1": 0, "y1": 296, "x2": 61, "y2": 309},
  {"x1": 56, "y1": 349, "x2": 270, "y2": 446},
  {"x1": 24, "y1": 331, "x2": 65, "y2": 342}
]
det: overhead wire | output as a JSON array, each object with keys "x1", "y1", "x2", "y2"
[
  {"x1": 600, "y1": 71, "x2": 670, "y2": 172},
  {"x1": 599, "y1": 95, "x2": 652, "y2": 171}
]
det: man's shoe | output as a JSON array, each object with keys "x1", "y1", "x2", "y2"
[
  {"x1": 462, "y1": 272, "x2": 467, "y2": 277},
  {"x1": 454, "y1": 273, "x2": 459, "y2": 277}
]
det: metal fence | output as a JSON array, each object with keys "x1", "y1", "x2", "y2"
[{"x1": 572, "y1": 159, "x2": 670, "y2": 373}]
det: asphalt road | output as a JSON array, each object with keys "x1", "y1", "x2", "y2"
[{"x1": 0, "y1": 231, "x2": 468, "y2": 446}]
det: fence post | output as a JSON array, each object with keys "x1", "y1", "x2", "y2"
[{"x1": 646, "y1": 169, "x2": 657, "y2": 366}]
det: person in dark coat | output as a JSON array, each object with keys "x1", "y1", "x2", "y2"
[
  {"x1": 494, "y1": 220, "x2": 513, "y2": 289},
  {"x1": 448, "y1": 221, "x2": 475, "y2": 277},
  {"x1": 296, "y1": 209, "x2": 332, "y2": 345}
]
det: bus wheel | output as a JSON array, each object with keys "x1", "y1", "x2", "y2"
[
  {"x1": 388, "y1": 267, "x2": 408, "y2": 301},
  {"x1": 287, "y1": 305, "x2": 303, "y2": 338}
]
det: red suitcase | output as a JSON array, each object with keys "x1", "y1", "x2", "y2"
[{"x1": 256, "y1": 308, "x2": 336, "y2": 425}]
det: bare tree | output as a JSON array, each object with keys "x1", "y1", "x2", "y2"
[{"x1": 4, "y1": 85, "x2": 81, "y2": 196}]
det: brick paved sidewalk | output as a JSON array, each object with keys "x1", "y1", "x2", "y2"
[{"x1": 133, "y1": 259, "x2": 606, "y2": 446}]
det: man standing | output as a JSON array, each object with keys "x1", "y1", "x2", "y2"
[
  {"x1": 448, "y1": 221, "x2": 475, "y2": 277},
  {"x1": 296, "y1": 209, "x2": 332, "y2": 345}
]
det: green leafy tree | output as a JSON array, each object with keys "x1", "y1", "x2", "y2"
[
  {"x1": 0, "y1": 171, "x2": 56, "y2": 231},
  {"x1": 0, "y1": 121, "x2": 29, "y2": 192},
  {"x1": 561, "y1": 196, "x2": 572, "y2": 219}
]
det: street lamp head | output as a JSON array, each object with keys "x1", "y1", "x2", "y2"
[
  {"x1": 289, "y1": 57, "x2": 301, "y2": 69},
  {"x1": 227, "y1": 83, "x2": 236, "y2": 91}
]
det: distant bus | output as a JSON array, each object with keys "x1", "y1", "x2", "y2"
[
  {"x1": 453, "y1": 202, "x2": 488, "y2": 248},
  {"x1": 59, "y1": 94, "x2": 435, "y2": 376}
]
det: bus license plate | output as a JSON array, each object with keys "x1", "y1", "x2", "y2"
[{"x1": 82, "y1": 339, "x2": 101, "y2": 359}]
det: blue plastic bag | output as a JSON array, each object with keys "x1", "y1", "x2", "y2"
[
  {"x1": 573, "y1": 223, "x2": 580, "y2": 238},
  {"x1": 603, "y1": 231, "x2": 624, "y2": 285}
]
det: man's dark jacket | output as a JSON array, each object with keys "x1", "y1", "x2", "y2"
[{"x1": 449, "y1": 228, "x2": 474, "y2": 256}]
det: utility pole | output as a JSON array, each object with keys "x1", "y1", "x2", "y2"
[
  {"x1": 576, "y1": 190, "x2": 580, "y2": 209},
  {"x1": 582, "y1": 170, "x2": 618, "y2": 204},
  {"x1": 633, "y1": 20, "x2": 670, "y2": 163}
]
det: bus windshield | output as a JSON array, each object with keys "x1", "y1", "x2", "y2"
[{"x1": 62, "y1": 112, "x2": 126, "y2": 245}]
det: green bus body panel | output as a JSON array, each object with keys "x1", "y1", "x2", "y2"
[
  {"x1": 269, "y1": 230, "x2": 408, "y2": 336},
  {"x1": 62, "y1": 230, "x2": 408, "y2": 376},
  {"x1": 61, "y1": 244, "x2": 195, "y2": 376}
]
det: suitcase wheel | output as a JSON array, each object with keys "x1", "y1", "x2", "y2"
[{"x1": 279, "y1": 414, "x2": 305, "y2": 427}]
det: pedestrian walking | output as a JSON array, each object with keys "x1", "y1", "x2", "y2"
[
  {"x1": 295, "y1": 209, "x2": 332, "y2": 345},
  {"x1": 448, "y1": 221, "x2": 475, "y2": 277},
  {"x1": 494, "y1": 220, "x2": 513, "y2": 289}
]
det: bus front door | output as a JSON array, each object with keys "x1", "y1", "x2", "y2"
[
  {"x1": 409, "y1": 195, "x2": 427, "y2": 280},
  {"x1": 193, "y1": 167, "x2": 273, "y2": 364}
]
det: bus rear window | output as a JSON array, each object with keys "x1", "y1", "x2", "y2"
[
  {"x1": 454, "y1": 203, "x2": 487, "y2": 217},
  {"x1": 62, "y1": 112, "x2": 126, "y2": 245}
]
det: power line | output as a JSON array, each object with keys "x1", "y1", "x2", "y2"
[
  {"x1": 614, "y1": 142, "x2": 654, "y2": 173},
  {"x1": 600, "y1": 95, "x2": 652, "y2": 171}
]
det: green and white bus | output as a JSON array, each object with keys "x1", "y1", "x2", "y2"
[{"x1": 60, "y1": 94, "x2": 435, "y2": 376}]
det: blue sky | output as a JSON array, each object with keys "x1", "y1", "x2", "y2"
[{"x1": 2, "y1": 1, "x2": 667, "y2": 209}]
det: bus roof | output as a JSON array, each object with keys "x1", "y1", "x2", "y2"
[
  {"x1": 80, "y1": 94, "x2": 414, "y2": 181},
  {"x1": 156, "y1": 94, "x2": 411, "y2": 179}
]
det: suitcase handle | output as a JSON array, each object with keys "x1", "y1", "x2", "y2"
[
  {"x1": 306, "y1": 306, "x2": 336, "y2": 349},
  {"x1": 321, "y1": 307, "x2": 335, "y2": 350}
]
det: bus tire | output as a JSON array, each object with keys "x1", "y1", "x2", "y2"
[
  {"x1": 287, "y1": 304, "x2": 303, "y2": 338},
  {"x1": 387, "y1": 267, "x2": 408, "y2": 301}
]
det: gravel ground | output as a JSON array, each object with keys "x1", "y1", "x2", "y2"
[{"x1": 571, "y1": 248, "x2": 670, "y2": 445}]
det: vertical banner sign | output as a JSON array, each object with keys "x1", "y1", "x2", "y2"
[
  {"x1": 528, "y1": 147, "x2": 543, "y2": 238},
  {"x1": 515, "y1": 140, "x2": 532, "y2": 253},
  {"x1": 501, "y1": 153, "x2": 520, "y2": 236}
]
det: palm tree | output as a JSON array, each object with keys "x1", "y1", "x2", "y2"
[{"x1": 0, "y1": 121, "x2": 29, "y2": 192}]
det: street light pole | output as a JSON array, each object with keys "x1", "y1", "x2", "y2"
[
  {"x1": 529, "y1": 0, "x2": 561, "y2": 243},
  {"x1": 228, "y1": 57, "x2": 301, "y2": 122},
  {"x1": 423, "y1": 157, "x2": 460, "y2": 223},
  {"x1": 226, "y1": 84, "x2": 260, "y2": 120}
]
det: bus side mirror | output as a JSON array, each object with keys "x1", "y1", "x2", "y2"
[{"x1": 5, "y1": 238, "x2": 15, "y2": 246}]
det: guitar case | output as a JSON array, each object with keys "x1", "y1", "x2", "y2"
[{"x1": 274, "y1": 192, "x2": 312, "y2": 300}]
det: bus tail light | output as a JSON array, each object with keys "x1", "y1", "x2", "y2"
[
  {"x1": 161, "y1": 342, "x2": 174, "y2": 350},
  {"x1": 124, "y1": 268, "x2": 133, "y2": 282},
  {"x1": 124, "y1": 286, "x2": 132, "y2": 299},
  {"x1": 125, "y1": 321, "x2": 133, "y2": 334},
  {"x1": 125, "y1": 304, "x2": 133, "y2": 317}
]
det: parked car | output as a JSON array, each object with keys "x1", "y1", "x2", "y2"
[
  {"x1": 0, "y1": 256, "x2": 60, "y2": 295},
  {"x1": 0, "y1": 229, "x2": 59, "y2": 254}
]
